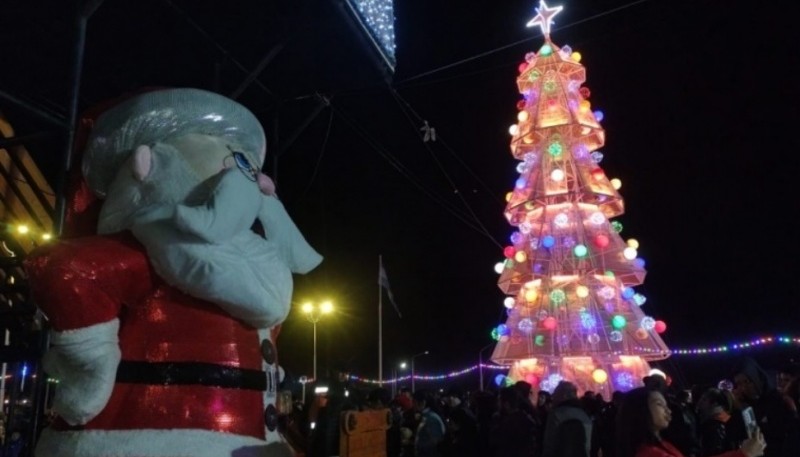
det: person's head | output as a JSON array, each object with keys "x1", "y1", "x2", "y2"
[
  {"x1": 394, "y1": 392, "x2": 413, "y2": 411},
  {"x1": 777, "y1": 364, "x2": 799, "y2": 395},
  {"x1": 611, "y1": 390, "x2": 625, "y2": 408},
  {"x1": 537, "y1": 389, "x2": 552, "y2": 407},
  {"x1": 413, "y1": 389, "x2": 434, "y2": 412},
  {"x1": 513, "y1": 380, "x2": 533, "y2": 403},
  {"x1": 733, "y1": 358, "x2": 770, "y2": 403},
  {"x1": 498, "y1": 386, "x2": 521, "y2": 414},
  {"x1": 616, "y1": 387, "x2": 671, "y2": 457},
  {"x1": 444, "y1": 386, "x2": 465, "y2": 407},
  {"x1": 551, "y1": 381, "x2": 578, "y2": 406},
  {"x1": 642, "y1": 374, "x2": 667, "y2": 393},
  {"x1": 696, "y1": 388, "x2": 732, "y2": 422},
  {"x1": 367, "y1": 387, "x2": 391, "y2": 409}
]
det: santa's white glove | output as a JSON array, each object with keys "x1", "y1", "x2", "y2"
[{"x1": 42, "y1": 319, "x2": 121, "y2": 426}]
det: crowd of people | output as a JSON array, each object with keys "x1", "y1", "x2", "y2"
[{"x1": 287, "y1": 356, "x2": 800, "y2": 457}]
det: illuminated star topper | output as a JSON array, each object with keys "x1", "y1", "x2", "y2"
[{"x1": 526, "y1": 0, "x2": 564, "y2": 38}]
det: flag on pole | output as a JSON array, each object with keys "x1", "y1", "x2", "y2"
[{"x1": 379, "y1": 259, "x2": 402, "y2": 318}]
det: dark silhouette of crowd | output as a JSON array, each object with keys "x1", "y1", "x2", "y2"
[{"x1": 285, "y1": 356, "x2": 800, "y2": 457}]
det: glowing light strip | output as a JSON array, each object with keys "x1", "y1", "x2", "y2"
[
  {"x1": 344, "y1": 0, "x2": 396, "y2": 71},
  {"x1": 670, "y1": 336, "x2": 800, "y2": 355},
  {"x1": 348, "y1": 363, "x2": 509, "y2": 385},
  {"x1": 344, "y1": 337, "x2": 800, "y2": 385}
]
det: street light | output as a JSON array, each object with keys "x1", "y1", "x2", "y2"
[
  {"x1": 301, "y1": 300, "x2": 334, "y2": 381},
  {"x1": 392, "y1": 361, "x2": 408, "y2": 397},
  {"x1": 478, "y1": 342, "x2": 495, "y2": 392},
  {"x1": 410, "y1": 351, "x2": 429, "y2": 393}
]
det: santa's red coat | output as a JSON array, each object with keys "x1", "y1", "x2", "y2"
[{"x1": 25, "y1": 232, "x2": 266, "y2": 439}]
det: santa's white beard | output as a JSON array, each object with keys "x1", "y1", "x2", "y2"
[
  {"x1": 132, "y1": 218, "x2": 293, "y2": 329},
  {"x1": 97, "y1": 142, "x2": 294, "y2": 329}
]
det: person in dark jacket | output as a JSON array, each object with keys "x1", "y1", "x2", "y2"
[
  {"x1": 696, "y1": 388, "x2": 741, "y2": 456},
  {"x1": 542, "y1": 381, "x2": 592, "y2": 457},
  {"x1": 733, "y1": 357, "x2": 800, "y2": 457},
  {"x1": 489, "y1": 386, "x2": 536, "y2": 457}
]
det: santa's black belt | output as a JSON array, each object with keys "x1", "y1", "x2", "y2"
[{"x1": 116, "y1": 360, "x2": 267, "y2": 391}]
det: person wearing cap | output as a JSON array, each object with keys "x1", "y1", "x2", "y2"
[{"x1": 25, "y1": 88, "x2": 322, "y2": 457}]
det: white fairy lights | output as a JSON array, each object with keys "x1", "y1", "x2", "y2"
[{"x1": 345, "y1": 0, "x2": 397, "y2": 70}]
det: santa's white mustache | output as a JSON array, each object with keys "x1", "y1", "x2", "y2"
[{"x1": 132, "y1": 169, "x2": 294, "y2": 329}]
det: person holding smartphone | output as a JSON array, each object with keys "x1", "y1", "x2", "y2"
[
  {"x1": 733, "y1": 358, "x2": 799, "y2": 457},
  {"x1": 616, "y1": 387, "x2": 766, "y2": 457}
]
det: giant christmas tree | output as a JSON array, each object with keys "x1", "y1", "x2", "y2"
[{"x1": 490, "y1": 1, "x2": 670, "y2": 398}]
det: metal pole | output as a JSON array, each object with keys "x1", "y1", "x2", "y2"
[
  {"x1": 478, "y1": 343, "x2": 494, "y2": 392},
  {"x1": 378, "y1": 255, "x2": 383, "y2": 383},
  {"x1": 312, "y1": 321, "x2": 317, "y2": 381},
  {"x1": 410, "y1": 351, "x2": 429, "y2": 393},
  {"x1": 479, "y1": 352, "x2": 484, "y2": 392},
  {"x1": 411, "y1": 359, "x2": 415, "y2": 393},
  {"x1": 54, "y1": 0, "x2": 103, "y2": 234},
  {"x1": 392, "y1": 368, "x2": 396, "y2": 397},
  {"x1": 0, "y1": 329, "x2": 9, "y2": 413}
]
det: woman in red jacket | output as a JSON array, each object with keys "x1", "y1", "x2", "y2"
[{"x1": 616, "y1": 387, "x2": 765, "y2": 457}]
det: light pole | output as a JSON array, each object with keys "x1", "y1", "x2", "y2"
[
  {"x1": 393, "y1": 361, "x2": 408, "y2": 397},
  {"x1": 410, "y1": 351, "x2": 429, "y2": 393},
  {"x1": 301, "y1": 300, "x2": 334, "y2": 381},
  {"x1": 478, "y1": 342, "x2": 494, "y2": 392}
]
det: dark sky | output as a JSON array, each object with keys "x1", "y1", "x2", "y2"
[
  {"x1": 278, "y1": 0, "x2": 800, "y2": 384},
  {"x1": 3, "y1": 0, "x2": 799, "y2": 387}
]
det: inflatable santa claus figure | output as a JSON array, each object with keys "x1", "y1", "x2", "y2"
[{"x1": 24, "y1": 88, "x2": 322, "y2": 457}]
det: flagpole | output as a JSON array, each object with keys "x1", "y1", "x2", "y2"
[{"x1": 378, "y1": 255, "x2": 383, "y2": 384}]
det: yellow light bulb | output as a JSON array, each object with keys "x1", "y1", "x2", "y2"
[
  {"x1": 627, "y1": 239, "x2": 639, "y2": 249},
  {"x1": 301, "y1": 303, "x2": 313, "y2": 314},
  {"x1": 320, "y1": 301, "x2": 334, "y2": 314},
  {"x1": 579, "y1": 100, "x2": 591, "y2": 113},
  {"x1": 592, "y1": 368, "x2": 607, "y2": 383},
  {"x1": 42, "y1": 233, "x2": 52, "y2": 241},
  {"x1": 505, "y1": 192, "x2": 513, "y2": 202},
  {"x1": 571, "y1": 52, "x2": 582, "y2": 63},
  {"x1": 17, "y1": 225, "x2": 29, "y2": 234},
  {"x1": 610, "y1": 178, "x2": 622, "y2": 189},
  {"x1": 514, "y1": 251, "x2": 527, "y2": 263},
  {"x1": 575, "y1": 285, "x2": 589, "y2": 298},
  {"x1": 517, "y1": 111, "x2": 529, "y2": 122},
  {"x1": 524, "y1": 289, "x2": 538, "y2": 302}
]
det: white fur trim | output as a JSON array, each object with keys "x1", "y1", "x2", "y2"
[
  {"x1": 44, "y1": 319, "x2": 121, "y2": 425},
  {"x1": 50, "y1": 319, "x2": 119, "y2": 345},
  {"x1": 35, "y1": 428, "x2": 296, "y2": 457}
]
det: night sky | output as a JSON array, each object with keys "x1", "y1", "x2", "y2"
[{"x1": 2, "y1": 0, "x2": 799, "y2": 389}]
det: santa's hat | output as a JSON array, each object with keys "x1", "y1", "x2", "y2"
[{"x1": 82, "y1": 88, "x2": 266, "y2": 198}]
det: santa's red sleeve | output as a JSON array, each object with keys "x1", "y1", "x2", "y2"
[{"x1": 24, "y1": 233, "x2": 153, "y2": 331}]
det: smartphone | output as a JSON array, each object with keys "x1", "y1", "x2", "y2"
[{"x1": 741, "y1": 406, "x2": 757, "y2": 438}]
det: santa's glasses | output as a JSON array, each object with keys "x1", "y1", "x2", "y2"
[{"x1": 224, "y1": 146, "x2": 258, "y2": 182}]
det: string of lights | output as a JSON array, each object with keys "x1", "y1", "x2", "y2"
[{"x1": 346, "y1": 336, "x2": 800, "y2": 385}]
